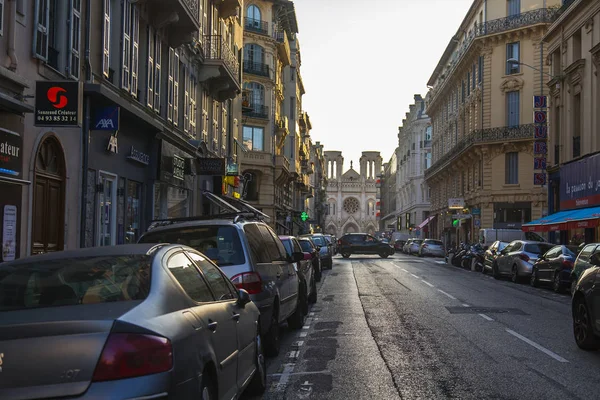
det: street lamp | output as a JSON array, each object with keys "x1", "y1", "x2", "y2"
[{"x1": 507, "y1": 58, "x2": 561, "y2": 80}]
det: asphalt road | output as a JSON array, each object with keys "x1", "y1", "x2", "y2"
[{"x1": 243, "y1": 253, "x2": 600, "y2": 400}]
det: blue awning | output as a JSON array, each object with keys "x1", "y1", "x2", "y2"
[{"x1": 523, "y1": 206, "x2": 600, "y2": 232}]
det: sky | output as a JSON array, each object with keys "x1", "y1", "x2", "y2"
[{"x1": 294, "y1": 0, "x2": 474, "y2": 170}]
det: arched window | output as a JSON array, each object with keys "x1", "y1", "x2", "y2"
[
  {"x1": 247, "y1": 5, "x2": 261, "y2": 21},
  {"x1": 243, "y1": 82, "x2": 265, "y2": 106},
  {"x1": 243, "y1": 43, "x2": 264, "y2": 64}
]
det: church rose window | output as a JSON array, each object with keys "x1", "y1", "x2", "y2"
[{"x1": 343, "y1": 197, "x2": 360, "y2": 214}]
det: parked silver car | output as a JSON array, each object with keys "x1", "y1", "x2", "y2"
[
  {"x1": 139, "y1": 193, "x2": 306, "y2": 357},
  {"x1": 419, "y1": 239, "x2": 445, "y2": 257},
  {"x1": 0, "y1": 244, "x2": 266, "y2": 399},
  {"x1": 492, "y1": 240, "x2": 554, "y2": 283}
]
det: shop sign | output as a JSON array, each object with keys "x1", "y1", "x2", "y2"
[
  {"x1": 93, "y1": 106, "x2": 120, "y2": 131},
  {"x1": 448, "y1": 198, "x2": 465, "y2": 209},
  {"x1": 198, "y1": 157, "x2": 225, "y2": 176},
  {"x1": 226, "y1": 162, "x2": 239, "y2": 176},
  {"x1": 560, "y1": 152, "x2": 600, "y2": 209},
  {"x1": 472, "y1": 208, "x2": 481, "y2": 215},
  {"x1": 534, "y1": 96, "x2": 548, "y2": 108},
  {"x1": 2, "y1": 205, "x2": 17, "y2": 262},
  {"x1": 107, "y1": 133, "x2": 118, "y2": 154},
  {"x1": 127, "y1": 146, "x2": 150, "y2": 165},
  {"x1": 173, "y1": 155, "x2": 185, "y2": 181},
  {"x1": 0, "y1": 129, "x2": 22, "y2": 178},
  {"x1": 34, "y1": 81, "x2": 81, "y2": 127},
  {"x1": 534, "y1": 173, "x2": 547, "y2": 186}
]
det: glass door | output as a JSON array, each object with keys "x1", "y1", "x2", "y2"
[
  {"x1": 126, "y1": 180, "x2": 142, "y2": 243},
  {"x1": 97, "y1": 172, "x2": 117, "y2": 246}
]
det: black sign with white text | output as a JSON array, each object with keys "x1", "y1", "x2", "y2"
[{"x1": 35, "y1": 81, "x2": 81, "y2": 127}]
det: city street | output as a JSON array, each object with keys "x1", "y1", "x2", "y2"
[{"x1": 245, "y1": 254, "x2": 600, "y2": 400}]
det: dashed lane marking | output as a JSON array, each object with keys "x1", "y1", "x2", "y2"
[
  {"x1": 302, "y1": 325, "x2": 310, "y2": 330},
  {"x1": 269, "y1": 370, "x2": 331, "y2": 377},
  {"x1": 435, "y1": 261, "x2": 447, "y2": 265},
  {"x1": 479, "y1": 313, "x2": 494, "y2": 321},
  {"x1": 506, "y1": 329, "x2": 569, "y2": 363},
  {"x1": 437, "y1": 289, "x2": 457, "y2": 300},
  {"x1": 421, "y1": 279, "x2": 435, "y2": 288},
  {"x1": 299, "y1": 332, "x2": 308, "y2": 337},
  {"x1": 462, "y1": 303, "x2": 471, "y2": 307},
  {"x1": 275, "y1": 363, "x2": 296, "y2": 391},
  {"x1": 410, "y1": 273, "x2": 420, "y2": 279}
]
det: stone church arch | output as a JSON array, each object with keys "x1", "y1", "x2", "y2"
[
  {"x1": 326, "y1": 224, "x2": 337, "y2": 235},
  {"x1": 343, "y1": 222, "x2": 359, "y2": 234}
]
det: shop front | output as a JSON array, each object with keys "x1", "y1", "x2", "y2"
[
  {"x1": 85, "y1": 109, "x2": 156, "y2": 247},
  {"x1": 523, "y1": 153, "x2": 600, "y2": 245}
]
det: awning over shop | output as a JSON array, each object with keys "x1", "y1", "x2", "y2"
[
  {"x1": 418, "y1": 215, "x2": 436, "y2": 229},
  {"x1": 522, "y1": 206, "x2": 600, "y2": 232}
]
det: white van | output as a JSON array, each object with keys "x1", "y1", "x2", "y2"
[{"x1": 478, "y1": 229, "x2": 544, "y2": 247}]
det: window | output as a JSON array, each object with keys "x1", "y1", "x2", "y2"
[
  {"x1": 184, "y1": 67, "x2": 189, "y2": 134},
  {"x1": 147, "y1": 26, "x2": 154, "y2": 107},
  {"x1": 243, "y1": 126, "x2": 264, "y2": 151},
  {"x1": 573, "y1": 93, "x2": 581, "y2": 158},
  {"x1": 247, "y1": 4, "x2": 261, "y2": 21},
  {"x1": 425, "y1": 152, "x2": 432, "y2": 170},
  {"x1": 102, "y1": 0, "x2": 110, "y2": 77},
  {"x1": 506, "y1": 90, "x2": 519, "y2": 127},
  {"x1": 478, "y1": 56, "x2": 483, "y2": 84},
  {"x1": 121, "y1": 1, "x2": 131, "y2": 90},
  {"x1": 190, "y1": 76, "x2": 197, "y2": 137},
  {"x1": 244, "y1": 43, "x2": 264, "y2": 64},
  {"x1": 167, "y1": 47, "x2": 179, "y2": 124},
  {"x1": 68, "y1": 0, "x2": 82, "y2": 78},
  {"x1": 472, "y1": 64, "x2": 476, "y2": 89},
  {"x1": 505, "y1": 152, "x2": 519, "y2": 184},
  {"x1": 507, "y1": 0, "x2": 520, "y2": 16},
  {"x1": 167, "y1": 253, "x2": 214, "y2": 303},
  {"x1": 188, "y1": 252, "x2": 236, "y2": 301},
  {"x1": 506, "y1": 42, "x2": 520, "y2": 74},
  {"x1": 154, "y1": 33, "x2": 162, "y2": 113},
  {"x1": 258, "y1": 225, "x2": 286, "y2": 262},
  {"x1": 467, "y1": 72, "x2": 471, "y2": 95},
  {"x1": 0, "y1": 0, "x2": 4, "y2": 36}
]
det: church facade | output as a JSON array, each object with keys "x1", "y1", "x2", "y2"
[{"x1": 323, "y1": 151, "x2": 382, "y2": 237}]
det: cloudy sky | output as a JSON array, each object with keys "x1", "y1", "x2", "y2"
[{"x1": 294, "y1": 0, "x2": 473, "y2": 170}]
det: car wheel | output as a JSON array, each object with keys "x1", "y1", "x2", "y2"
[
  {"x1": 379, "y1": 251, "x2": 389, "y2": 259},
  {"x1": 288, "y1": 288, "x2": 307, "y2": 330},
  {"x1": 573, "y1": 297, "x2": 600, "y2": 350},
  {"x1": 530, "y1": 268, "x2": 539, "y2": 287},
  {"x1": 511, "y1": 265, "x2": 519, "y2": 283},
  {"x1": 200, "y1": 372, "x2": 217, "y2": 400},
  {"x1": 342, "y1": 252, "x2": 351, "y2": 258},
  {"x1": 308, "y1": 277, "x2": 317, "y2": 304},
  {"x1": 246, "y1": 325, "x2": 267, "y2": 395},
  {"x1": 263, "y1": 306, "x2": 280, "y2": 357},
  {"x1": 552, "y1": 272, "x2": 563, "y2": 293}
]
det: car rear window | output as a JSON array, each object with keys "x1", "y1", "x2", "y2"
[
  {"x1": 425, "y1": 240, "x2": 443, "y2": 246},
  {"x1": 0, "y1": 255, "x2": 151, "y2": 311},
  {"x1": 140, "y1": 226, "x2": 245, "y2": 266},
  {"x1": 281, "y1": 239, "x2": 293, "y2": 257},
  {"x1": 299, "y1": 240, "x2": 313, "y2": 252},
  {"x1": 311, "y1": 236, "x2": 326, "y2": 246},
  {"x1": 524, "y1": 243, "x2": 554, "y2": 255}
]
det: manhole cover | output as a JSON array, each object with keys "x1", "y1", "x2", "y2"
[{"x1": 446, "y1": 307, "x2": 528, "y2": 315}]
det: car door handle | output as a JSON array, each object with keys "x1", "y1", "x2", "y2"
[
  {"x1": 232, "y1": 313, "x2": 240, "y2": 322},
  {"x1": 207, "y1": 321, "x2": 218, "y2": 332}
]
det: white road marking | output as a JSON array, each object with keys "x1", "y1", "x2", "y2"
[
  {"x1": 309, "y1": 312, "x2": 315, "y2": 317},
  {"x1": 292, "y1": 341, "x2": 304, "y2": 347},
  {"x1": 275, "y1": 363, "x2": 296, "y2": 391},
  {"x1": 269, "y1": 370, "x2": 331, "y2": 377},
  {"x1": 421, "y1": 280, "x2": 435, "y2": 288},
  {"x1": 435, "y1": 261, "x2": 447, "y2": 265},
  {"x1": 299, "y1": 332, "x2": 308, "y2": 337},
  {"x1": 479, "y1": 313, "x2": 494, "y2": 321},
  {"x1": 401, "y1": 268, "x2": 409, "y2": 272},
  {"x1": 462, "y1": 303, "x2": 471, "y2": 307},
  {"x1": 288, "y1": 350, "x2": 299, "y2": 359},
  {"x1": 437, "y1": 289, "x2": 457, "y2": 300},
  {"x1": 505, "y1": 329, "x2": 569, "y2": 363},
  {"x1": 410, "y1": 273, "x2": 419, "y2": 279},
  {"x1": 302, "y1": 325, "x2": 310, "y2": 330}
]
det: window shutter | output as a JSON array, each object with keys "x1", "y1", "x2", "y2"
[
  {"x1": 131, "y1": 4, "x2": 139, "y2": 97},
  {"x1": 102, "y1": 0, "x2": 110, "y2": 77},
  {"x1": 121, "y1": 1, "x2": 131, "y2": 90},
  {"x1": 147, "y1": 26, "x2": 154, "y2": 108},
  {"x1": 0, "y1": 0, "x2": 5, "y2": 36},
  {"x1": 167, "y1": 47, "x2": 174, "y2": 122},
  {"x1": 67, "y1": 0, "x2": 82, "y2": 78},
  {"x1": 183, "y1": 67, "x2": 189, "y2": 133},
  {"x1": 33, "y1": 0, "x2": 49, "y2": 60},
  {"x1": 173, "y1": 52, "x2": 179, "y2": 126},
  {"x1": 154, "y1": 34, "x2": 161, "y2": 113},
  {"x1": 190, "y1": 78, "x2": 197, "y2": 137}
]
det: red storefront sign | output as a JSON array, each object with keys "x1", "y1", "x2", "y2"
[{"x1": 567, "y1": 219, "x2": 600, "y2": 230}]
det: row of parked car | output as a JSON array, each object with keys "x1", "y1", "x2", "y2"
[{"x1": 0, "y1": 194, "x2": 339, "y2": 400}]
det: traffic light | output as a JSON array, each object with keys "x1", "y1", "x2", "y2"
[{"x1": 300, "y1": 211, "x2": 309, "y2": 222}]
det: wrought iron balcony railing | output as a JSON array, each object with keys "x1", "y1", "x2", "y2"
[
  {"x1": 247, "y1": 104, "x2": 269, "y2": 119},
  {"x1": 181, "y1": 0, "x2": 199, "y2": 20},
  {"x1": 203, "y1": 35, "x2": 240, "y2": 80},
  {"x1": 245, "y1": 17, "x2": 269, "y2": 35},
  {"x1": 425, "y1": 124, "x2": 535, "y2": 180},
  {"x1": 243, "y1": 61, "x2": 270, "y2": 77}
]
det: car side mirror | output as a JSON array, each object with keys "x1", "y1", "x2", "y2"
[
  {"x1": 292, "y1": 251, "x2": 304, "y2": 262},
  {"x1": 237, "y1": 289, "x2": 251, "y2": 307}
]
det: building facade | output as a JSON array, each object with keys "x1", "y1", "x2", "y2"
[
  {"x1": 239, "y1": 0, "x2": 315, "y2": 235},
  {"x1": 425, "y1": 0, "x2": 562, "y2": 246},
  {"x1": 523, "y1": 0, "x2": 600, "y2": 245},
  {"x1": 323, "y1": 151, "x2": 381, "y2": 237},
  {"x1": 379, "y1": 156, "x2": 397, "y2": 233}
]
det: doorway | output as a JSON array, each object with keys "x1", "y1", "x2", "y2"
[
  {"x1": 97, "y1": 171, "x2": 118, "y2": 246},
  {"x1": 32, "y1": 136, "x2": 66, "y2": 254}
]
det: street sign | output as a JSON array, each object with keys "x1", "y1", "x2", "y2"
[
  {"x1": 534, "y1": 125, "x2": 548, "y2": 139},
  {"x1": 534, "y1": 157, "x2": 547, "y2": 170},
  {"x1": 534, "y1": 141, "x2": 548, "y2": 154},
  {"x1": 533, "y1": 96, "x2": 547, "y2": 109},
  {"x1": 534, "y1": 173, "x2": 547, "y2": 185},
  {"x1": 534, "y1": 111, "x2": 547, "y2": 124}
]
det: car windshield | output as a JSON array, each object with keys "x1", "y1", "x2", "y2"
[
  {"x1": 0, "y1": 255, "x2": 151, "y2": 311},
  {"x1": 425, "y1": 240, "x2": 443, "y2": 246},
  {"x1": 299, "y1": 240, "x2": 313, "y2": 252},
  {"x1": 311, "y1": 236, "x2": 326, "y2": 246},
  {"x1": 139, "y1": 226, "x2": 245, "y2": 266},
  {"x1": 524, "y1": 243, "x2": 555, "y2": 255}
]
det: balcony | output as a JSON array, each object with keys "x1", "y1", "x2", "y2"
[
  {"x1": 246, "y1": 104, "x2": 269, "y2": 120},
  {"x1": 213, "y1": 0, "x2": 242, "y2": 19},
  {"x1": 425, "y1": 123, "x2": 534, "y2": 180},
  {"x1": 297, "y1": 70, "x2": 305, "y2": 95},
  {"x1": 147, "y1": 0, "x2": 200, "y2": 47},
  {"x1": 243, "y1": 60, "x2": 270, "y2": 77},
  {"x1": 274, "y1": 31, "x2": 291, "y2": 66},
  {"x1": 276, "y1": 116, "x2": 289, "y2": 135},
  {"x1": 275, "y1": 155, "x2": 291, "y2": 180},
  {"x1": 245, "y1": 17, "x2": 269, "y2": 35},
  {"x1": 199, "y1": 35, "x2": 241, "y2": 101},
  {"x1": 241, "y1": 89, "x2": 253, "y2": 114}
]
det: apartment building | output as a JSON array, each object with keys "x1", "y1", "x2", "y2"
[
  {"x1": 425, "y1": 0, "x2": 562, "y2": 245},
  {"x1": 523, "y1": 0, "x2": 600, "y2": 245},
  {"x1": 239, "y1": 0, "x2": 314, "y2": 235},
  {"x1": 379, "y1": 155, "x2": 398, "y2": 233}
]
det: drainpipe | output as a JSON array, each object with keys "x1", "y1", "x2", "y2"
[
  {"x1": 7, "y1": 0, "x2": 18, "y2": 69},
  {"x1": 80, "y1": 0, "x2": 92, "y2": 247}
]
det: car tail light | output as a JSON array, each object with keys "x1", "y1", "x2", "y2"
[
  {"x1": 563, "y1": 260, "x2": 574, "y2": 269},
  {"x1": 92, "y1": 333, "x2": 173, "y2": 382},
  {"x1": 519, "y1": 253, "x2": 530, "y2": 262},
  {"x1": 231, "y1": 272, "x2": 262, "y2": 294}
]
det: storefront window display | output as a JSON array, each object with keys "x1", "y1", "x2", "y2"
[
  {"x1": 154, "y1": 183, "x2": 191, "y2": 219},
  {"x1": 126, "y1": 181, "x2": 142, "y2": 242}
]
